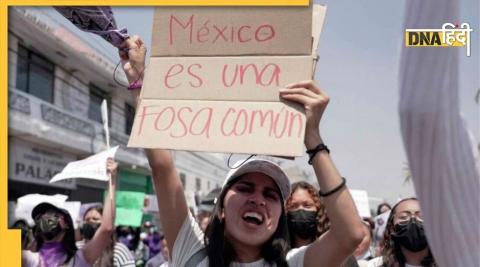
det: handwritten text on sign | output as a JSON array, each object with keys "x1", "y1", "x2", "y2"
[
  {"x1": 128, "y1": 99, "x2": 306, "y2": 156},
  {"x1": 142, "y1": 56, "x2": 313, "y2": 101},
  {"x1": 152, "y1": 6, "x2": 312, "y2": 56}
]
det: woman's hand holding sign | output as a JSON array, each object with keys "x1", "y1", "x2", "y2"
[
  {"x1": 279, "y1": 80, "x2": 328, "y2": 149},
  {"x1": 120, "y1": 35, "x2": 147, "y2": 104}
]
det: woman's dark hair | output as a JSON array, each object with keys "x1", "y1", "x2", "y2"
[
  {"x1": 377, "y1": 202, "x2": 392, "y2": 216},
  {"x1": 33, "y1": 209, "x2": 77, "y2": 264},
  {"x1": 285, "y1": 181, "x2": 330, "y2": 247},
  {"x1": 381, "y1": 198, "x2": 436, "y2": 267},
  {"x1": 83, "y1": 205, "x2": 115, "y2": 267},
  {"x1": 204, "y1": 175, "x2": 289, "y2": 267},
  {"x1": 84, "y1": 204, "x2": 104, "y2": 219}
]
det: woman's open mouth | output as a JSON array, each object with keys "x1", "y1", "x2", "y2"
[{"x1": 242, "y1": 211, "x2": 264, "y2": 226}]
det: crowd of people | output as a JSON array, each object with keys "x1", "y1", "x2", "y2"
[
  {"x1": 14, "y1": 0, "x2": 480, "y2": 265},
  {"x1": 13, "y1": 155, "x2": 438, "y2": 267}
]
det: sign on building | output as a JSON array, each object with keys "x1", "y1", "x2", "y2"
[{"x1": 9, "y1": 138, "x2": 77, "y2": 189}]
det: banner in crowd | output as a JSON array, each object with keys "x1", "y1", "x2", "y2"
[
  {"x1": 114, "y1": 191, "x2": 146, "y2": 227},
  {"x1": 49, "y1": 146, "x2": 119, "y2": 183},
  {"x1": 349, "y1": 189, "x2": 372, "y2": 218},
  {"x1": 128, "y1": 4, "x2": 327, "y2": 157}
]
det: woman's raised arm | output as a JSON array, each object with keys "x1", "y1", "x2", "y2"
[
  {"x1": 120, "y1": 36, "x2": 189, "y2": 253},
  {"x1": 280, "y1": 80, "x2": 365, "y2": 267},
  {"x1": 82, "y1": 158, "x2": 117, "y2": 264}
]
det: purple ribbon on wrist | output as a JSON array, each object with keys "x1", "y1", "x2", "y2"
[{"x1": 128, "y1": 80, "x2": 142, "y2": 90}]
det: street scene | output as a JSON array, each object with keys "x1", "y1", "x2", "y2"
[{"x1": 5, "y1": 1, "x2": 479, "y2": 266}]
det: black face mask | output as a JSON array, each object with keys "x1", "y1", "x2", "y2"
[
  {"x1": 392, "y1": 218, "x2": 428, "y2": 252},
  {"x1": 287, "y1": 209, "x2": 318, "y2": 240},
  {"x1": 36, "y1": 214, "x2": 63, "y2": 241},
  {"x1": 81, "y1": 222, "x2": 101, "y2": 240}
]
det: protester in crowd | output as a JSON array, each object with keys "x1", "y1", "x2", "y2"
[
  {"x1": 117, "y1": 226, "x2": 136, "y2": 251},
  {"x1": 145, "y1": 237, "x2": 168, "y2": 267},
  {"x1": 143, "y1": 221, "x2": 153, "y2": 231},
  {"x1": 285, "y1": 181, "x2": 360, "y2": 267},
  {"x1": 197, "y1": 188, "x2": 221, "y2": 231},
  {"x1": 368, "y1": 198, "x2": 436, "y2": 267},
  {"x1": 285, "y1": 181, "x2": 329, "y2": 248},
  {"x1": 376, "y1": 203, "x2": 391, "y2": 216},
  {"x1": 120, "y1": 35, "x2": 365, "y2": 267},
  {"x1": 22, "y1": 158, "x2": 117, "y2": 267},
  {"x1": 82, "y1": 203, "x2": 135, "y2": 267},
  {"x1": 134, "y1": 232, "x2": 150, "y2": 266},
  {"x1": 158, "y1": 238, "x2": 169, "y2": 267},
  {"x1": 144, "y1": 229, "x2": 162, "y2": 259},
  {"x1": 399, "y1": 0, "x2": 480, "y2": 266}
]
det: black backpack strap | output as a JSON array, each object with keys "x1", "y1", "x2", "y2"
[{"x1": 185, "y1": 248, "x2": 207, "y2": 267}]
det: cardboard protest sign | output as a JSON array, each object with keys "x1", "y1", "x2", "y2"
[
  {"x1": 114, "y1": 191, "x2": 146, "y2": 227},
  {"x1": 312, "y1": 5, "x2": 327, "y2": 55},
  {"x1": 141, "y1": 56, "x2": 314, "y2": 102},
  {"x1": 374, "y1": 210, "x2": 391, "y2": 242},
  {"x1": 151, "y1": 6, "x2": 312, "y2": 56},
  {"x1": 128, "y1": 4, "x2": 326, "y2": 157},
  {"x1": 116, "y1": 191, "x2": 145, "y2": 210},
  {"x1": 129, "y1": 99, "x2": 305, "y2": 156},
  {"x1": 143, "y1": 194, "x2": 158, "y2": 213},
  {"x1": 349, "y1": 189, "x2": 372, "y2": 218},
  {"x1": 49, "y1": 146, "x2": 119, "y2": 183},
  {"x1": 116, "y1": 208, "x2": 143, "y2": 227}
]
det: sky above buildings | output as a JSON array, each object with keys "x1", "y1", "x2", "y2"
[{"x1": 34, "y1": 0, "x2": 479, "y2": 204}]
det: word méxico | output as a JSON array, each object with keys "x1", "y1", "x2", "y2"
[{"x1": 168, "y1": 14, "x2": 276, "y2": 45}]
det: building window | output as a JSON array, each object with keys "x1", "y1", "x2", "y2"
[
  {"x1": 88, "y1": 84, "x2": 110, "y2": 124},
  {"x1": 125, "y1": 103, "x2": 135, "y2": 135},
  {"x1": 195, "y1": 178, "x2": 201, "y2": 191},
  {"x1": 180, "y1": 173, "x2": 186, "y2": 189},
  {"x1": 16, "y1": 45, "x2": 54, "y2": 103}
]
